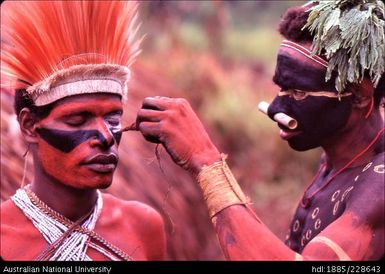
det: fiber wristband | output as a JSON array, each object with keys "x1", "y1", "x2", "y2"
[{"x1": 197, "y1": 154, "x2": 249, "y2": 218}]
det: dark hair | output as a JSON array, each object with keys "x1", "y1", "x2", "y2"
[
  {"x1": 14, "y1": 89, "x2": 55, "y2": 119},
  {"x1": 278, "y1": 6, "x2": 313, "y2": 43},
  {"x1": 279, "y1": 5, "x2": 385, "y2": 107}
]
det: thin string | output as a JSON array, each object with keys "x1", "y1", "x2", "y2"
[
  {"x1": 21, "y1": 144, "x2": 30, "y2": 188},
  {"x1": 365, "y1": 97, "x2": 374, "y2": 119},
  {"x1": 301, "y1": 127, "x2": 385, "y2": 207},
  {"x1": 118, "y1": 122, "x2": 176, "y2": 233},
  {"x1": 155, "y1": 144, "x2": 175, "y2": 235}
]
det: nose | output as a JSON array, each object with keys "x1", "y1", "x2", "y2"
[
  {"x1": 90, "y1": 118, "x2": 115, "y2": 149},
  {"x1": 267, "y1": 95, "x2": 292, "y2": 121}
]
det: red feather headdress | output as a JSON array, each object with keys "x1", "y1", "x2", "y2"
[{"x1": 1, "y1": 1, "x2": 142, "y2": 106}]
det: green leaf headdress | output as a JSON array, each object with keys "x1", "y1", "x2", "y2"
[{"x1": 303, "y1": 0, "x2": 385, "y2": 93}]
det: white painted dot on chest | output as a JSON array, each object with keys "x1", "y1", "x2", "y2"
[
  {"x1": 314, "y1": 218, "x2": 321, "y2": 230},
  {"x1": 333, "y1": 200, "x2": 340, "y2": 215},
  {"x1": 305, "y1": 229, "x2": 312, "y2": 240},
  {"x1": 311, "y1": 207, "x2": 319, "y2": 219},
  {"x1": 362, "y1": 162, "x2": 373, "y2": 172},
  {"x1": 354, "y1": 175, "x2": 359, "y2": 183},
  {"x1": 331, "y1": 190, "x2": 340, "y2": 202},
  {"x1": 341, "y1": 186, "x2": 354, "y2": 202},
  {"x1": 293, "y1": 220, "x2": 300, "y2": 232},
  {"x1": 373, "y1": 164, "x2": 385, "y2": 174},
  {"x1": 301, "y1": 235, "x2": 306, "y2": 247}
]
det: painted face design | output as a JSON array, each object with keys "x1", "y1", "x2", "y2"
[
  {"x1": 35, "y1": 94, "x2": 123, "y2": 189},
  {"x1": 268, "y1": 93, "x2": 352, "y2": 151},
  {"x1": 268, "y1": 45, "x2": 353, "y2": 151},
  {"x1": 36, "y1": 128, "x2": 121, "y2": 153}
]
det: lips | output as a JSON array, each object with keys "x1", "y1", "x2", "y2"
[
  {"x1": 82, "y1": 154, "x2": 118, "y2": 173},
  {"x1": 279, "y1": 129, "x2": 302, "y2": 140}
]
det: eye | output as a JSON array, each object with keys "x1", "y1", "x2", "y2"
[
  {"x1": 64, "y1": 114, "x2": 88, "y2": 126},
  {"x1": 104, "y1": 112, "x2": 122, "y2": 127},
  {"x1": 292, "y1": 89, "x2": 307, "y2": 100}
]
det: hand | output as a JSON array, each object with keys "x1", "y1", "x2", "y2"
[{"x1": 136, "y1": 96, "x2": 221, "y2": 175}]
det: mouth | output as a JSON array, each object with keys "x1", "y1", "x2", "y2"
[
  {"x1": 279, "y1": 128, "x2": 302, "y2": 140},
  {"x1": 82, "y1": 154, "x2": 118, "y2": 173}
]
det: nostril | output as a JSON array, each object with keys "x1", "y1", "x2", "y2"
[
  {"x1": 268, "y1": 97, "x2": 292, "y2": 119},
  {"x1": 100, "y1": 131, "x2": 115, "y2": 148},
  {"x1": 89, "y1": 130, "x2": 115, "y2": 149}
]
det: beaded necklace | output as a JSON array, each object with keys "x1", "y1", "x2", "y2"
[{"x1": 11, "y1": 186, "x2": 133, "y2": 261}]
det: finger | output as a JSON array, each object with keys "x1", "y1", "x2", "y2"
[
  {"x1": 137, "y1": 109, "x2": 165, "y2": 123},
  {"x1": 137, "y1": 121, "x2": 162, "y2": 144},
  {"x1": 142, "y1": 96, "x2": 174, "y2": 111}
]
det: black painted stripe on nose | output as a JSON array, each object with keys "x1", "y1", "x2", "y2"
[{"x1": 36, "y1": 127, "x2": 117, "y2": 153}]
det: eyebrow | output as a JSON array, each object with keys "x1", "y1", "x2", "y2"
[
  {"x1": 52, "y1": 104, "x2": 123, "y2": 117},
  {"x1": 62, "y1": 109, "x2": 122, "y2": 117}
]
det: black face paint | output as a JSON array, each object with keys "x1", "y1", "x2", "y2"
[
  {"x1": 273, "y1": 53, "x2": 337, "y2": 92},
  {"x1": 113, "y1": 131, "x2": 122, "y2": 145},
  {"x1": 268, "y1": 95, "x2": 352, "y2": 151},
  {"x1": 36, "y1": 127, "x2": 118, "y2": 153}
]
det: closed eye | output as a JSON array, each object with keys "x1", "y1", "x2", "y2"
[
  {"x1": 104, "y1": 112, "x2": 122, "y2": 127},
  {"x1": 63, "y1": 113, "x2": 90, "y2": 126}
]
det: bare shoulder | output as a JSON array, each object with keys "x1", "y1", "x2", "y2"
[
  {"x1": 1, "y1": 199, "x2": 29, "y2": 227},
  {"x1": 346, "y1": 152, "x2": 384, "y2": 225},
  {"x1": 1, "y1": 198, "x2": 45, "y2": 260},
  {"x1": 97, "y1": 193, "x2": 166, "y2": 260},
  {"x1": 99, "y1": 193, "x2": 165, "y2": 236},
  {"x1": 100, "y1": 193, "x2": 163, "y2": 224}
]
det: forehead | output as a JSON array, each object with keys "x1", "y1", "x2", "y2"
[
  {"x1": 273, "y1": 46, "x2": 337, "y2": 92},
  {"x1": 48, "y1": 93, "x2": 122, "y2": 115}
]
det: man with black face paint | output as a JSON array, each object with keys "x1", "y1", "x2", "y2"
[
  {"x1": 268, "y1": 39, "x2": 355, "y2": 152},
  {"x1": 136, "y1": 1, "x2": 384, "y2": 260},
  {"x1": 1, "y1": 1, "x2": 166, "y2": 261}
]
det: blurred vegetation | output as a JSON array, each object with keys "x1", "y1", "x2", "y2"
[
  {"x1": 138, "y1": 0, "x2": 321, "y2": 239},
  {"x1": 1, "y1": 1, "x2": 324, "y2": 260}
]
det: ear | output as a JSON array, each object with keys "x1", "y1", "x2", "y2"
[
  {"x1": 351, "y1": 79, "x2": 374, "y2": 110},
  {"x1": 352, "y1": 94, "x2": 372, "y2": 110},
  {"x1": 18, "y1": 108, "x2": 39, "y2": 144}
]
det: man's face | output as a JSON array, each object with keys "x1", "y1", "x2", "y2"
[
  {"x1": 268, "y1": 43, "x2": 353, "y2": 151},
  {"x1": 35, "y1": 93, "x2": 123, "y2": 189},
  {"x1": 267, "y1": 91, "x2": 352, "y2": 151}
]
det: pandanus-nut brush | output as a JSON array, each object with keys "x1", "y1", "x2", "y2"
[{"x1": 257, "y1": 101, "x2": 298, "y2": 130}]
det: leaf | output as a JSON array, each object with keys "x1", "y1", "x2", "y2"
[
  {"x1": 304, "y1": 0, "x2": 385, "y2": 92},
  {"x1": 324, "y1": 8, "x2": 341, "y2": 33}
]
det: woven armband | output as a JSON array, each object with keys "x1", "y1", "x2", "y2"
[{"x1": 197, "y1": 154, "x2": 248, "y2": 218}]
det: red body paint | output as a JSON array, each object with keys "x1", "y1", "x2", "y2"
[{"x1": 35, "y1": 94, "x2": 123, "y2": 189}]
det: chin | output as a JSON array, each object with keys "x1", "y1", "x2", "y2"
[
  {"x1": 97, "y1": 180, "x2": 113, "y2": 189},
  {"x1": 74, "y1": 173, "x2": 114, "y2": 190},
  {"x1": 288, "y1": 140, "x2": 319, "y2": 151},
  {"x1": 91, "y1": 174, "x2": 114, "y2": 189}
]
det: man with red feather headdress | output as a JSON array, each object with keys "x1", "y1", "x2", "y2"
[{"x1": 1, "y1": 1, "x2": 166, "y2": 261}]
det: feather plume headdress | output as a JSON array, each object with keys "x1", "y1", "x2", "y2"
[{"x1": 1, "y1": 1, "x2": 142, "y2": 106}]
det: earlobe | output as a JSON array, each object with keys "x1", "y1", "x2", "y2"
[
  {"x1": 352, "y1": 95, "x2": 372, "y2": 109},
  {"x1": 18, "y1": 108, "x2": 39, "y2": 144},
  {"x1": 351, "y1": 79, "x2": 375, "y2": 110}
]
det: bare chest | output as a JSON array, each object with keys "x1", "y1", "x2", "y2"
[{"x1": 286, "y1": 161, "x2": 377, "y2": 252}]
